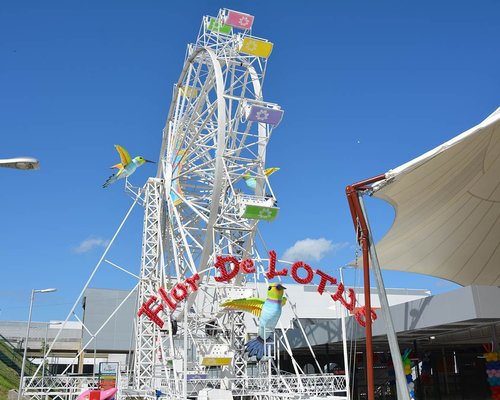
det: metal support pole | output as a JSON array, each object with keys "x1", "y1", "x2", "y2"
[
  {"x1": 42, "y1": 323, "x2": 48, "y2": 387},
  {"x1": 18, "y1": 290, "x2": 35, "y2": 400},
  {"x1": 347, "y1": 183, "x2": 377, "y2": 400},
  {"x1": 442, "y1": 347, "x2": 449, "y2": 395},
  {"x1": 93, "y1": 336, "x2": 97, "y2": 377},
  {"x1": 492, "y1": 324, "x2": 499, "y2": 353},
  {"x1": 339, "y1": 268, "x2": 351, "y2": 400},
  {"x1": 20, "y1": 288, "x2": 56, "y2": 395},
  {"x1": 358, "y1": 195, "x2": 410, "y2": 400},
  {"x1": 413, "y1": 340, "x2": 422, "y2": 400},
  {"x1": 183, "y1": 304, "x2": 188, "y2": 399}
]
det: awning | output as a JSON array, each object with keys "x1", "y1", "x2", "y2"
[{"x1": 371, "y1": 107, "x2": 500, "y2": 286}]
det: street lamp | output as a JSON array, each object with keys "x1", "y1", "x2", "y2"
[
  {"x1": 0, "y1": 157, "x2": 39, "y2": 170},
  {"x1": 18, "y1": 288, "x2": 57, "y2": 400}
]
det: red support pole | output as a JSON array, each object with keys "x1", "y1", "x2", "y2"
[{"x1": 345, "y1": 174, "x2": 386, "y2": 400}]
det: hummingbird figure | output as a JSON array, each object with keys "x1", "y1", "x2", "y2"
[
  {"x1": 221, "y1": 282, "x2": 286, "y2": 360},
  {"x1": 243, "y1": 167, "x2": 280, "y2": 191},
  {"x1": 103, "y1": 144, "x2": 154, "y2": 188}
]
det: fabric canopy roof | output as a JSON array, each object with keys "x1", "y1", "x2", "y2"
[{"x1": 371, "y1": 107, "x2": 500, "y2": 286}]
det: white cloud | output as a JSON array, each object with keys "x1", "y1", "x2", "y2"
[
  {"x1": 73, "y1": 237, "x2": 110, "y2": 254},
  {"x1": 282, "y1": 238, "x2": 348, "y2": 262}
]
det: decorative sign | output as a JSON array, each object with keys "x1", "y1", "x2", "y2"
[
  {"x1": 246, "y1": 105, "x2": 284, "y2": 126},
  {"x1": 239, "y1": 37, "x2": 273, "y2": 58},
  {"x1": 99, "y1": 362, "x2": 118, "y2": 392},
  {"x1": 138, "y1": 251, "x2": 376, "y2": 328},
  {"x1": 179, "y1": 86, "x2": 198, "y2": 98},
  {"x1": 242, "y1": 205, "x2": 279, "y2": 221},
  {"x1": 225, "y1": 10, "x2": 254, "y2": 30},
  {"x1": 201, "y1": 357, "x2": 232, "y2": 366},
  {"x1": 137, "y1": 274, "x2": 200, "y2": 328},
  {"x1": 207, "y1": 17, "x2": 231, "y2": 34}
]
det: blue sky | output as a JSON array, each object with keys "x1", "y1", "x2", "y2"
[{"x1": 1, "y1": 0, "x2": 499, "y2": 322}]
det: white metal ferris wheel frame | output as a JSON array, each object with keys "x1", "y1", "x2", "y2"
[
  {"x1": 18, "y1": 9, "x2": 348, "y2": 400},
  {"x1": 133, "y1": 12, "x2": 284, "y2": 396},
  {"x1": 131, "y1": 10, "x2": 348, "y2": 399}
]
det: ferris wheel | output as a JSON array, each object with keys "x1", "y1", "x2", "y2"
[
  {"x1": 135, "y1": 6, "x2": 283, "y2": 392},
  {"x1": 132, "y1": 9, "x2": 347, "y2": 400},
  {"x1": 19, "y1": 9, "x2": 348, "y2": 400}
]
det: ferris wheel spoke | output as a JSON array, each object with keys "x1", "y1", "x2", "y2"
[
  {"x1": 171, "y1": 204, "x2": 199, "y2": 276},
  {"x1": 173, "y1": 103, "x2": 216, "y2": 168},
  {"x1": 179, "y1": 83, "x2": 217, "y2": 134},
  {"x1": 179, "y1": 181, "x2": 213, "y2": 192},
  {"x1": 228, "y1": 116, "x2": 253, "y2": 154},
  {"x1": 170, "y1": 187, "x2": 210, "y2": 223},
  {"x1": 185, "y1": 65, "x2": 215, "y2": 118},
  {"x1": 177, "y1": 225, "x2": 204, "y2": 252},
  {"x1": 170, "y1": 71, "x2": 217, "y2": 167},
  {"x1": 175, "y1": 157, "x2": 215, "y2": 181},
  {"x1": 181, "y1": 142, "x2": 216, "y2": 167},
  {"x1": 166, "y1": 207, "x2": 184, "y2": 282},
  {"x1": 181, "y1": 200, "x2": 211, "y2": 219}
]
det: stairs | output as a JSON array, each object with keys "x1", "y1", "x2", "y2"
[
  {"x1": 0, "y1": 336, "x2": 37, "y2": 376},
  {"x1": 0, "y1": 352, "x2": 20, "y2": 375}
]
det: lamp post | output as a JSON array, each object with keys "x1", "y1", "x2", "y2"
[
  {"x1": 18, "y1": 288, "x2": 56, "y2": 400},
  {"x1": 0, "y1": 157, "x2": 39, "y2": 170}
]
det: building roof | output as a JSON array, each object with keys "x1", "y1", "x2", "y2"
[
  {"x1": 371, "y1": 107, "x2": 500, "y2": 286},
  {"x1": 0, "y1": 321, "x2": 82, "y2": 352},
  {"x1": 287, "y1": 285, "x2": 500, "y2": 351}
]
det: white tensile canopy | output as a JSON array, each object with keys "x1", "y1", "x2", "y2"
[{"x1": 371, "y1": 107, "x2": 500, "y2": 286}]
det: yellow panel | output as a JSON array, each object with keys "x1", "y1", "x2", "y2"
[
  {"x1": 180, "y1": 86, "x2": 198, "y2": 98},
  {"x1": 240, "y1": 38, "x2": 273, "y2": 58},
  {"x1": 201, "y1": 357, "x2": 232, "y2": 366}
]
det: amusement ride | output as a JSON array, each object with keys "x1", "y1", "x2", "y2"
[{"x1": 18, "y1": 8, "x2": 384, "y2": 400}]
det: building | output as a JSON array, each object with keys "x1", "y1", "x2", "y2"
[{"x1": 2, "y1": 284, "x2": 500, "y2": 399}]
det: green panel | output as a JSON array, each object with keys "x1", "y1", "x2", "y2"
[
  {"x1": 242, "y1": 205, "x2": 279, "y2": 221},
  {"x1": 208, "y1": 18, "x2": 231, "y2": 34}
]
